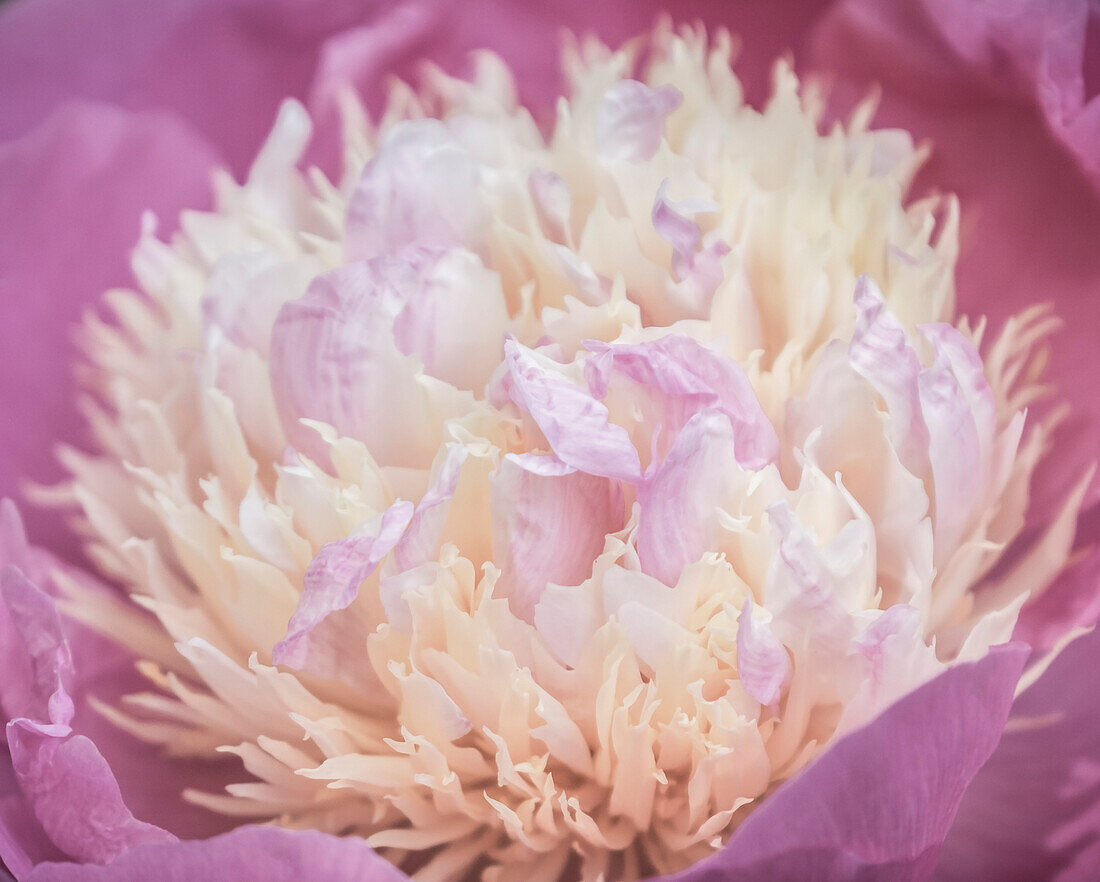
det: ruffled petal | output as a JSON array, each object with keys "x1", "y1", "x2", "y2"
[
  {"x1": 273, "y1": 500, "x2": 414, "y2": 669},
  {"x1": 504, "y1": 339, "x2": 643, "y2": 483}
]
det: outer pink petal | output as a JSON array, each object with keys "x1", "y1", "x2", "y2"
[
  {"x1": 0, "y1": 103, "x2": 220, "y2": 560},
  {"x1": 6, "y1": 723, "x2": 176, "y2": 866},
  {"x1": 663, "y1": 643, "x2": 1028, "y2": 881},
  {"x1": 0, "y1": 0, "x2": 384, "y2": 176},
  {"x1": 936, "y1": 628, "x2": 1100, "y2": 879},
  {"x1": 0, "y1": 501, "x2": 237, "y2": 870},
  {"x1": 23, "y1": 825, "x2": 408, "y2": 882}
]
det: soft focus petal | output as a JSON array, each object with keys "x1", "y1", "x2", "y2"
[
  {"x1": 344, "y1": 121, "x2": 488, "y2": 262},
  {"x1": 0, "y1": 0, "x2": 382, "y2": 175},
  {"x1": 24, "y1": 825, "x2": 408, "y2": 882},
  {"x1": 0, "y1": 103, "x2": 219, "y2": 558},
  {"x1": 811, "y1": 0, "x2": 1100, "y2": 521},
  {"x1": 665, "y1": 643, "x2": 1027, "y2": 880},
  {"x1": 595, "y1": 80, "x2": 682, "y2": 162}
]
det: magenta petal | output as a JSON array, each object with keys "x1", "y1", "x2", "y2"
[
  {"x1": 663, "y1": 643, "x2": 1027, "y2": 881},
  {"x1": 24, "y1": 824, "x2": 408, "y2": 882},
  {"x1": 273, "y1": 500, "x2": 414, "y2": 669},
  {"x1": 0, "y1": 567, "x2": 73, "y2": 732},
  {"x1": 936, "y1": 629, "x2": 1100, "y2": 879},
  {"x1": 0, "y1": 102, "x2": 220, "y2": 559},
  {"x1": 7, "y1": 723, "x2": 175, "y2": 866}
]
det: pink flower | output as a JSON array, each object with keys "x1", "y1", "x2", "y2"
[{"x1": 0, "y1": 2, "x2": 1098, "y2": 881}]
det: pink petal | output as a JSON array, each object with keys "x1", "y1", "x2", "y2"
[
  {"x1": 273, "y1": 500, "x2": 413, "y2": 669},
  {"x1": 7, "y1": 722, "x2": 176, "y2": 866},
  {"x1": 918, "y1": 352, "x2": 983, "y2": 565},
  {"x1": 490, "y1": 453, "x2": 623, "y2": 621},
  {"x1": 0, "y1": 565, "x2": 73, "y2": 733},
  {"x1": 391, "y1": 246, "x2": 509, "y2": 392},
  {"x1": 0, "y1": 103, "x2": 219, "y2": 559},
  {"x1": 636, "y1": 410, "x2": 738, "y2": 586},
  {"x1": 344, "y1": 119, "x2": 487, "y2": 262},
  {"x1": 268, "y1": 260, "x2": 469, "y2": 469},
  {"x1": 392, "y1": 445, "x2": 468, "y2": 572},
  {"x1": 595, "y1": 79, "x2": 682, "y2": 162},
  {"x1": 24, "y1": 824, "x2": 408, "y2": 882},
  {"x1": 736, "y1": 599, "x2": 791, "y2": 706},
  {"x1": 937, "y1": 628, "x2": 1100, "y2": 880},
  {"x1": 848, "y1": 275, "x2": 930, "y2": 475},
  {"x1": 585, "y1": 335, "x2": 779, "y2": 470},
  {"x1": 504, "y1": 339, "x2": 643, "y2": 483},
  {"x1": 664, "y1": 643, "x2": 1027, "y2": 880}
]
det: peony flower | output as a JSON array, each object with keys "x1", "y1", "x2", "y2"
[{"x1": 1, "y1": 2, "x2": 1099, "y2": 881}]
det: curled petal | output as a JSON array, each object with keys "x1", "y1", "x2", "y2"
[
  {"x1": 7, "y1": 722, "x2": 175, "y2": 866},
  {"x1": 0, "y1": 567, "x2": 73, "y2": 731},
  {"x1": 504, "y1": 339, "x2": 642, "y2": 483},
  {"x1": 273, "y1": 501, "x2": 413, "y2": 669},
  {"x1": 736, "y1": 599, "x2": 791, "y2": 706}
]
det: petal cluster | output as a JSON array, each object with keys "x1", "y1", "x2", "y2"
[{"x1": 51, "y1": 24, "x2": 1081, "y2": 881}]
